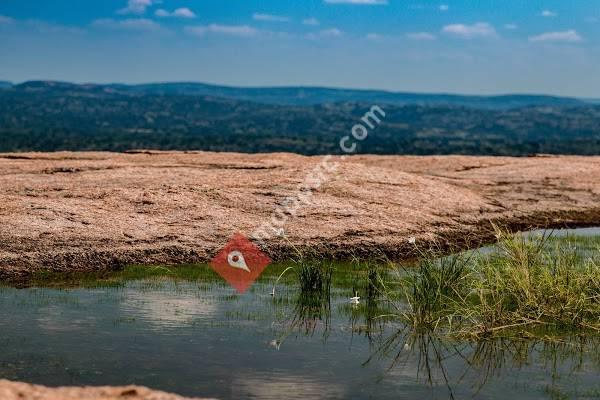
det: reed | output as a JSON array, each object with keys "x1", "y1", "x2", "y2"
[{"x1": 395, "y1": 229, "x2": 600, "y2": 338}]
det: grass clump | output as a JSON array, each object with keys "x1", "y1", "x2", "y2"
[
  {"x1": 297, "y1": 262, "x2": 333, "y2": 295},
  {"x1": 396, "y1": 228, "x2": 600, "y2": 338}
]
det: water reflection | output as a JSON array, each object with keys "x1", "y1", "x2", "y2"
[
  {"x1": 270, "y1": 265, "x2": 600, "y2": 399},
  {"x1": 233, "y1": 373, "x2": 345, "y2": 400},
  {"x1": 121, "y1": 282, "x2": 217, "y2": 329},
  {"x1": 366, "y1": 327, "x2": 600, "y2": 399},
  {"x1": 1, "y1": 258, "x2": 600, "y2": 399}
]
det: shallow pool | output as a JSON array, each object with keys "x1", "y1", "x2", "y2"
[{"x1": 1, "y1": 230, "x2": 599, "y2": 399}]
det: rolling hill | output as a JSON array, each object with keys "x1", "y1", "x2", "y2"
[
  {"x1": 2, "y1": 80, "x2": 591, "y2": 109},
  {"x1": 1, "y1": 80, "x2": 599, "y2": 155}
]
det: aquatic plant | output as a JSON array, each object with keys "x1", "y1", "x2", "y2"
[
  {"x1": 295, "y1": 261, "x2": 333, "y2": 295},
  {"x1": 395, "y1": 228, "x2": 600, "y2": 338}
]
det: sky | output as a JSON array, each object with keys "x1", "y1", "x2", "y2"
[{"x1": 0, "y1": 0, "x2": 599, "y2": 97}]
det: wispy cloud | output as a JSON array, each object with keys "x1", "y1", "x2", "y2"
[
  {"x1": 253, "y1": 13, "x2": 289, "y2": 22},
  {"x1": 0, "y1": 16, "x2": 83, "y2": 34},
  {"x1": 155, "y1": 8, "x2": 196, "y2": 19},
  {"x1": 366, "y1": 33, "x2": 382, "y2": 40},
  {"x1": 319, "y1": 28, "x2": 343, "y2": 37},
  {"x1": 324, "y1": 0, "x2": 388, "y2": 5},
  {"x1": 442, "y1": 22, "x2": 497, "y2": 39},
  {"x1": 302, "y1": 18, "x2": 320, "y2": 26},
  {"x1": 504, "y1": 23, "x2": 518, "y2": 30},
  {"x1": 439, "y1": 5, "x2": 449, "y2": 11},
  {"x1": 540, "y1": 10, "x2": 558, "y2": 18},
  {"x1": 26, "y1": 20, "x2": 85, "y2": 34},
  {"x1": 92, "y1": 18, "x2": 161, "y2": 31},
  {"x1": 0, "y1": 15, "x2": 15, "y2": 24},
  {"x1": 407, "y1": 32, "x2": 436, "y2": 40},
  {"x1": 185, "y1": 24, "x2": 258, "y2": 37},
  {"x1": 306, "y1": 28, "x2": 343, "y2": 39},
  {"x1": 529, "y1": 30, "x2": 582, "y2": 43},
  {"x1": 117, "y1": 0, "x2": 158, "y2": 15}
]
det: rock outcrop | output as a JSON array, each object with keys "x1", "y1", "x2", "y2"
[{"x1": 1, "y1": 151, "x2": 599, "y2": 279}]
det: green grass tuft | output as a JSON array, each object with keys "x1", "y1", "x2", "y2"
[{"x1": 394, "y1": 229, "x2": 600, "y2": 339}]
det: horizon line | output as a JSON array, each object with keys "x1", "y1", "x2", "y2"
[{"x1": 2, "y1": 78, "x2": 598, "y2": 100}]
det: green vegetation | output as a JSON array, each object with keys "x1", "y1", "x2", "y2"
[
  {"x1": 393, "y1": 230, "x2": 600, "y2": 339},
  {"x1": 20, "y1": 264, "x2": 221, "y2": 289},
  {"x1": 296, "y1": 262, "x2": 333, "y2": 294},
  {"x1": 18, "y1": 260, "x2": 368, "y2": 291},
  {"x1": 2, "y1": 81, "x2": 600, "y2": 155}
]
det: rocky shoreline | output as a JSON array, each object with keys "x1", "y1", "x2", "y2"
[
  {"x1": 1, "y1": 151, "x2": 599, "y2": 281},
  {"x1": 1, "y1": 151, "x2": 600, "y2": 399},
  {"x1": 0, "y1": 380, "x2": 204, "y2": 400}
]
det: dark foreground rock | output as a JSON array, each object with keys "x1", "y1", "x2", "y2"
[{"x1": 1, "y1": 151, "x2": 599, "y2": 280}]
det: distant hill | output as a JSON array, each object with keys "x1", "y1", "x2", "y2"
[
  {"x1": 124, "y1": 82, "x2": 590, "y2": 109},
  {"x1": 0, "y1": 81, "x2": 12, "y2": 89},
  {"x1": 1, "y1": 80, "x2": 600, "y2": 155},
  {"x1": 122, "y1": 82, "x2": 592, "y2": 110},
  {"x1": 3, "y1": 80, "x2": 590, "y2": 110}
]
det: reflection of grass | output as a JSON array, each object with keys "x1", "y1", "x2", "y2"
[
  {"x1": 393, "y1": 229, "x2": 600, "y2": 339},
  {"x1": 290, "y1": 291, "x2": 332, "y2": 337},
  {"x1": 280, "y1": 262, "x2": 333, "y2": 337},
  {"x1": 367, "y1": 327, "x2": 600, "y2": 400}
]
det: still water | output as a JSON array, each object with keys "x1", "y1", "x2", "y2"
[{"x1": 1, "y1": 231, "x2": 599, "y2": 399}]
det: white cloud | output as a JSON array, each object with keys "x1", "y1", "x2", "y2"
[
  {"x1": 155, "y1": 8, "x2": 196, "y2": 19},
  {"x1": 117, "y1": 0, "x2": 158, "y2": 15},
  {"x1": 529, "y1": 30, "x2": 582, "y2": 43},
  {"x1": 504, "y1": 23, "x2": 518, "y2": 30},
  {"x1": 306, "y1": 28, "x2": 343, "y2": 39},
  {"x1": 0, "y1": 15, "x2": 15, "y2": 24},
  {"x1": 324, "y1": 0, "x2": 388, "y2": 4},
  {"x1": 185, "y1": 24, "x2": 258, "y2": 37},
  {"x1": 172, "y1": 8, "x2": 195, "y2": 18},
  {"x1": 252, "y1": 13, "x2": 289, "y2": 22},
  {"x1": 319, "y1": 28, "x2": 343, "y2": 37},
  {"x1": 92, "y1": 18, "x2": 161, "y2": 31},
  {"x1": 442, "y1": 22, "x2": 497, "y2": 39},
  {"x1": 407, "y1": 32, "x2": 436, "y2": 40},
  {"x1": 366, "y1": 33, "x2": 381, "y2": 40},
  {"x1": 540, "y1": 10, "x2": 558, "y2": 18},
  {"x1": 439, "y1": 4, "x2": 449, "y2": 11},
  {"x1": 302, "y1": 17, "x2": 320, "y2": 26}
]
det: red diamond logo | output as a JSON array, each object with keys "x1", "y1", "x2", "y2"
[{"x1": 209, "y1": 232, "x2": 271, "y2": 293}]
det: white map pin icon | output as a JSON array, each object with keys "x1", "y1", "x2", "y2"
[{"x1": 227, "y1": 250, "x2": 250, "y2": 272}]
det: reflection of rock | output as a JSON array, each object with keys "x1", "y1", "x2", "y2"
[
  {"x1": 121, "y1": 283, "x2": 217, "y2": 329},
  {"x1": 233, "y1": 374, "x2": 345, "y2": 399},
  {"x1": 0, "y1": 379, "x2": 207, "y2": 400}
]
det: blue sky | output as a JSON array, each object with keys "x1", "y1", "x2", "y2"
[{"x1": 0, "y1": 0, "x2": 599, "y2": 96}]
